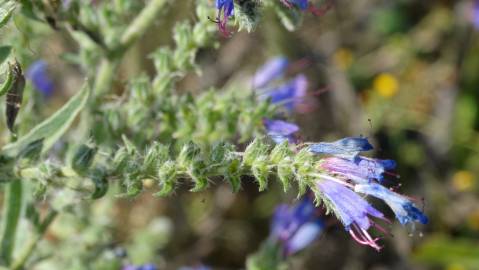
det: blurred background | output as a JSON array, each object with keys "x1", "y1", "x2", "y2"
[{"x1": 2, "y1": 0, "x2": 479, "y2": 269}]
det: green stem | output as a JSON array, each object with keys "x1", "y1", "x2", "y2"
[
  {"x1": 93, "y1": 0, "x2": 167, "y2": 97},
  {"x1": 118, "y1": 0, "x2": 168, "y2": 52},
  {"x1": 93, "y1": 58, "x2": 118, "y2": 97},
  {"x1": 10, "y1": 210, "x2": 58, "y2": 270},
  {"x1": 0, "y1": 180, "x2": 23, "y2": 265}
]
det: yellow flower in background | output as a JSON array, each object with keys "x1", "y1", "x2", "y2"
[
  {"x1": 373, "y1": 73, "x2": 399, "y2": 98},
  {"x1": 445, "y1": 263, "x2": 466, "y2": 270},
  {"x1": 452, "y1": 170, "x2": 475, "y2": 192},
  {"x1": 333, "y1": 48, "x2": 353, "y2": 71}
]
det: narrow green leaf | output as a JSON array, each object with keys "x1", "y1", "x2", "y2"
[
  {"x1": 1, "y1": 83, "x2": 90, "y2": 157},
  {"x1": 0, "y1": 180, "x2": 23, "y2": 265},
  {"x1": 0, "y1": 46, "x2": 11, "y2": 66},
  {"x1": 0, "y1": 61, "x2": 13, "y2": 97},
  {"x1": 0, "y1": 2, "x2": 16, "y2": 28}
]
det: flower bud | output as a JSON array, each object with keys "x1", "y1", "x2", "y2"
[{"x1": 71, "y1": 143, "x2": 97, "y2": 175}]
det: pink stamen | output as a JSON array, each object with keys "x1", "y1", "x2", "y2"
[
  {"x1": 348, "y1": 224, "x2": 382, "y2": 251},
  {"x1": 280, "y1": 0, "x2": 294, "y2": 8},
  {"x1": 384, "y1": 171, "x2": 400, "y2": 178},
  {"x1": 309, "y1": 86, "x2": 331, "y2": 96},
  {"x1": 349, "y1": 228, "x2": 369, "y2": 245},
  {"x1": 372, "y1": 221, "x2": 392, "y2": 236},
  {"x1": 286, "y1": 58, "x2": 312, "y2": 75},
  {"x1": 319, "y1": 174, "x2": 355, "y2": 188}
]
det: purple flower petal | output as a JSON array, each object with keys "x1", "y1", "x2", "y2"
[
  {"x1": 26, "y1": 60, "x2": 54, "y2": 97},
  {"x1": 316, "y1": 179, "x2": 383, "y2": 230},
  {"x1": 262, "y1": 74, "x2": 308, "y2": 112},
  {"x1": 263, "y1": 119, "x2": 299, "y2": 144},
  {"x1": 264, "y1": 119, "x2": 299, "y2": 135},
  {"x1": 320, "y1": 156, "x2": 396, "y2": 184},
  {"x1": 271, "y1": 196, "x2": 323, "y2": 255},
  {"x1": 284, "y1": 220, "x2": 323, "y2": 255},
  {"x1": 474, "y1": 0, "x2": 479, "y2": 29},
  {"x1": 309, "y1": 137, "x2": 373, "y2": 158},
  {"x1": 253, "y1": 57, "x2": 289, "y2": 89}
]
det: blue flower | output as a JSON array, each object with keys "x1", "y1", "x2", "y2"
[
  {"x1": 354, "y1": 183, "x2": 428, "y2": 225},
  {"x1": 215, "y1": 0, "x2": 235, "y2": 36},
  {"x1": 252, "y1": 57, "x2": 289, "y2": 89},
  {"x1": 292, "y1": 0, "x2": 309, "y2": 10},
  {"x1": 280, "y1": 0, "x2": 332, "y2": 16},
  {"x1": 280, "y1": 0, "x2": 309, "y2": 10},
  {"x1": 271, "y1": 196, "x2": 324, "y2": 255},
  {"x1": 263, "y1": 119, "x2": 299, "y2": 144},
  {"x1": 316, "y1": 178, "x2": 384, "y2": 250},
  {"x1": 320, "y1": 156, "x2": 396, "y2": 184},
  {"x1": 26, "y1": 60, "x2": 54, "y2": 97},
  {"x1": 309, "y1": 137, "x2": 373, "y2": 158}
]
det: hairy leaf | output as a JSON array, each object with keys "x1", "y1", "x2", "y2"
[
  {"x1": 0, "y1": 46, "x2": 11, "y2": 66},
  {"x1": 0, "y1": 1, "x2": 15, "y2": 28},
  {"x1": 2, "y1": 83, "x2": 90, "y2": 157}
]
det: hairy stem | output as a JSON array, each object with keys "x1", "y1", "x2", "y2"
[
  {"x1": 93, "y1": 58, "x2": 118, "y2": 97},
  {"x1": 118, "y1": 0, "x2": 168, "y2": 52},
  {"x1": 93, "y1": 0, "x2": 167, "y2": 96}
]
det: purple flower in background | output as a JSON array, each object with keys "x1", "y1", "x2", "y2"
[
  {"x1": 354, "y1": 183, "x2": 428, "y2": 225},
  {"x1": 473, "y1": 0, "x2": 479, "y2": 29},
  {"x1": 309, "y1": 137, "x2": 373, "y2": 158},
  {"x1": 178, "y1": 265, "x2": 211, "y2": 270},
  {"x1": 316, "y1": 178, "x2": 385, "y2": 251},
  {"x1": 271, "y1": 195, "x2": 324, "y2": 256},
  {"x1": 259, "y1": 74, "x2": 308, "y2": 112},
  {"x1": 280, "y1": 0, "x2": 308, "y2": 10},
  {"x1": 215, "y1": 0, "x2": 234, "y2": 36},
  {"x1": 320, "y1": 156, "x2": 396, "y2": 184},
  {"x1": 122, "y1": 263, "x2": 157, "y2": 270},
  {"x1": 280, "y1": 0, "x2": 332, "y2": 16},
  {"x1": 26, "y1": 60, "x2": 54, "y2": 97},
  {"x1": 252, "y1": 57, "x2": 289, "y2": 89},
  {"x1": 263, "y1": 119, "x2": 299, "y2": 144}
]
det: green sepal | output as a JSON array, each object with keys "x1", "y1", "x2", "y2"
[
  {"x1": 225, "y1": 159, "x2": 242, "y2": 192},
  {"x1": 252, "y1": 155, "x2": 270, "y2": 191},
  {"x1": 89, "y1": 167, "x2": 109, "y2": 199},
  {"x1": 188, "y1": 160, "x2": 209, "y2": 192},
  {"x1": 71, "y1": 143, "x2": 97, "y2": 175},
  {"x1": 154, "y1": 160, "x2": 177, "y2": 197},
  {"x1": 243, "y1": 138, "x2": 269, "y2": 167},
  {"x1": 177, "y1": 141, "x2": 201, "y2": 168},
  {"x1": 277, "y1": 158, "x2": 294, "y2": 192},
  {"x1": 142, "y1": 142, "x2": 169, "y2": 176}
]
